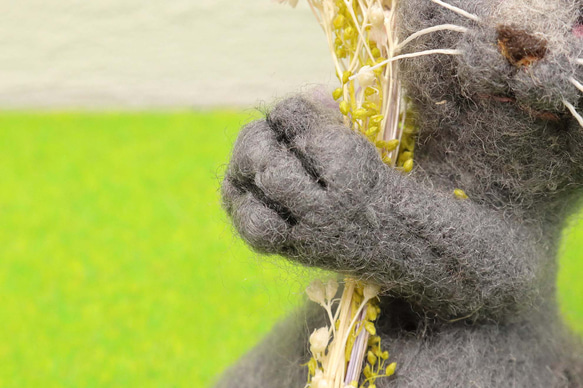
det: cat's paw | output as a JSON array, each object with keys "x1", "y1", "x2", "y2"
[{"x1": 221, "y1": 96, "x2": 386, "y2": 258}]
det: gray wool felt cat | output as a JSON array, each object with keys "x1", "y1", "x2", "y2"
[{"x1": 217, "y1": 0, "x2": 583, "y2": 386}]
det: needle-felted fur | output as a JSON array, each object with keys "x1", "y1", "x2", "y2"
[{"x1": 217, "y1": 0, "x2": 583, "y2": 386}]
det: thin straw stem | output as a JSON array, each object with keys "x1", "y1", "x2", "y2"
[
  {"x1": 569, "y1": 77, "x2": 583, "y2": 94},
  {"x1": 342, "y1": 0, "x2": 375, "y2": 60},
  {"x1": 397, "y1": 24, "x2": 468, "y2": 51},
  {"x1": 351, "y1": 49, "x2": 463, "y2": 80},
  {"x1": 429, "y1": 0, "x2": 480, "y2": 22},
  {"x1": 563, "y1": 99, "x2": 583, "y2": 128}
]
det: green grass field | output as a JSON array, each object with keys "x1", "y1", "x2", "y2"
[{"x1": 0, "y1": 111, "x2": 581, "y2": 388}]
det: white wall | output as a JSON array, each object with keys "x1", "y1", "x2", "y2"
[{"x1": 0, "y1": 0, "x2": 334, "y2": 109}]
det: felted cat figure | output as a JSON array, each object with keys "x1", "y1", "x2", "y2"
[{"x1": 218, "y1": 0, "x2": 583, "y2": 386}]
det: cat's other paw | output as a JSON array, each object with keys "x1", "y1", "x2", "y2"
[{"x1": 221, "y1": 96, "x2": 386, "y2": 260}]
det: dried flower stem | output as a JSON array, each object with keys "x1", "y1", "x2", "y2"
[
  {"x1": 304, "y1": 0, "x2": 414, "y2": 169},
  {"x1": 345, "y1": 308, "x2": 369, "y2": 386},
  {"x1": 276, "y1": 2, "x2": 480, "y2": 385},
  {"x1": 304, "y1": 279, "x2": 392, "y2": 388}
]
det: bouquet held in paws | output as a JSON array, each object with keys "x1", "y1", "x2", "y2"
[{"x1": 219, "y1": 0, "x2": 583, "y2": 386}]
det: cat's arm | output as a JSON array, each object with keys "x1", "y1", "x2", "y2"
[{"x1": 221, "y1": 97, "x2": 542, "y2": 321}]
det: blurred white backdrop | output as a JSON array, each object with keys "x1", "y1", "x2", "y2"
[{"x1": 0, "y1": 0, "x2": 334, "y2": 109}]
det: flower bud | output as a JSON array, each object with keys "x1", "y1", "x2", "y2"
[
  {"x1": 309, "y1": 326, "x2": 329, "y2": 354},
  {"x1": 356, "y1": 66, "x2": 376, "y2": 88},
  {"x1": 316, "y1": 379, "x2": 329, "y2": 388},
  {"x1": 364, "y1": 321, "x2": 377, "y2": 335},
  {"x1": 369, "y1": 4, "x2": 385, "y2": 26},
  {"x1": 454, "y1": 189, "x2": 469, "y2": 199},
  {"x1": 367, "y1": 350, "x2": 377, "y2": 365},
  {"x1": 363, "y1": 283, "x2": 380, "y2": 300},
  {"x1": 403, "y1": 158, "x2": 414, "y2": 173},
  {"x1": 386, "y1": 362, "x2": 397, "y2": 376},
  {"x1": 325, "y1": 279, "x2": 339, "y2": 301},
  {"x1": 311, "y1": 370, "x2": 329, "y2": 388},
  {"x1": 306, "y1": 280, "x2": 326, "y2": 306}
]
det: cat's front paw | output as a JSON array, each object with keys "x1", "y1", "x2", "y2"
[{"x1": 221, "y1": 96, "x2": 386, "y2": 262}]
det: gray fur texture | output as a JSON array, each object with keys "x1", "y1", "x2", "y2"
[{"x1": 218, "y1": 0, "x2": 583, "y2": 386}]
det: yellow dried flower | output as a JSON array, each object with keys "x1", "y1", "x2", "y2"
[
  {"x1": 367, "y1": 304, "x2": 378, "y2": 321},
  {"x1": 353, "y1": 108, "x2": 368, "y2": 120},
  {"x1": 333, "y1": 88, "x2": 344, "y2": 100},
  {"x1": 365, "y1": 126, "x2": 380, "y2": 139},
  {"x1": 370, "y1": 114, "x2": 384, "y2": 124},
  {"x1": 341, "y1": 70, "x2": 352, "y2": 84},
  {"x1": 376, "y1": 139, "x2": 399, "y2": 151},
  {"x1": 363, "y1": 364, "x2": 372, "y2": 378},
  {"x1": 344, "y1": 26, "x2": 356, "y2": 39},
  {"x1": 333, "y1": 14, "x2": 345, "y2": 28},
  {"x1": 367, "y1": 350, "x2": 377, "y2": 365},
  {"x1": 363, "y1": 101, "x2": 379, "y2": 111},
  {"x1": 365, "y1": 87, "x2": 378, "y2": 96},
  {"x1": 454, "y1": 189, "x2": 469, "y2": 199},
  {"x1": 402, "y1": 158, "x2": 414, "y2": 173},
  {"x1": 364, "y1": 321, "x2": 377, "y2": 335},
  {"x1": 307, "y1": 357, "x2": 317, "y2": 375},
  {"x1": 339, "y1": 101, "x2": 350, "y2": 115},
  {"x1": 336, "y1": 47, "x2": 348, "y2": 58},
  {"x1": 386, "y1": 362, "x2": 397, "y2": 376}
]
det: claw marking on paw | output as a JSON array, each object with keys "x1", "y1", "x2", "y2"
[
  {"x1": 267, "y1": 114, "x2": 328, "y2": 190},
  {"x1": 230, "y1": 177, "x2": 299, "y2": 227}
]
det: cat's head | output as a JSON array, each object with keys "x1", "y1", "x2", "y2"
[{"x1": 397, "y1": 0, "x2": 583, "y2": 211}]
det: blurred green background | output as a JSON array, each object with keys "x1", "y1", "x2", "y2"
[{"x1": 0, "y1": 111, "x2": 581, "y2": 388}]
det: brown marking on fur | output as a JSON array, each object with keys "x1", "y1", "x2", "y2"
[
  {"x1": 517, "y1": 103, "x2": 560, "y2": 121},
  {"x1": 477, "y1": 93, "x2": 560, "y2": 121},
  {"x1": 477, "y1": 93, "x2": 516, "y2": 103},
  {"x1": 497, "y1": 25, "x2": 547, "y2": 67}
]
